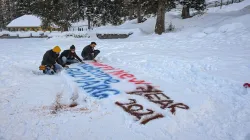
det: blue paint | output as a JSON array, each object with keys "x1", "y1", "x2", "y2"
[
  {"x1": 79, "y1": 64, "x2": 120, "y2": 83},
  {"x1": 67, "y1": 68, "x2": 81, "y2": 72},
  {"x1": 80, "y1": 65, "x2": 95, "y2": 71},
  {"x1": 76, "y1": 75, "x2": 95, "y2": 81},
  {"x1": 67, "y1": 64, "x2": 122, "y2": 99},
  {"x1": 70, "y1": 75, "x2": 89, "y2": 78},
  {"x1": 91, "y1": 92, "x2": 109, "y2": 99},
  {"x1": 83, "y1": 84, "x2": 110, "y2": 93},
  {"x1": 75, "y1": 78, "x2": 97, "y2": 83},
  {"x1": 95, "y1": 73, "x2": 110, "y2": 78},
  {"x1": 78, "y1": 81, "x2": 100, "y2": 87},
  {"x1": 104, "y1": 78, "x2": 120, "y2": 84},
  {"x1": 91, "y1": 89, "x2": 120, "y2": 97},
  {"x1": 68, "y1": 72, "x2": 85, "y2": 76}
]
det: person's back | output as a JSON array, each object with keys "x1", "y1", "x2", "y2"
[
  {"x1": 59, "y1": 50, "x2": 71, "y2": 60},
  {"x1": 40, "y1": 46, "x2": 63, "y2": 75},
  {"x1": 81, "y1": 42, "x2": 100, "y2": 60},
  {"x1": 42, "y1": 49, "x2": 59, "y2": 66},
  {"x1": 81, "y1": 45, "x2": 92, "y2": 58}
]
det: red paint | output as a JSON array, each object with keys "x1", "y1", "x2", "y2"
[
  {"x1": 109, "y1": 70, "x2": 126, "y2": 75},
  {"x1": 102, "y1": 66, "x2": 115, "y2": 71},
  {"x1": 91, "y1": 62, "x2": 115, "y2": 71},
  {"x1": 120, "y1": 74, "x2": 135, "y2": 79},
  {"x1": 126, "y1": 85, "x2": 190, "y2": 114},
  {"x1": 167, "y1": 103, "x2": 189, "y2": 115},
  {"x1": 91, "y1": 62, "x2": 106, "y2": 67},
  {"x1": 129, "y1": 78, "x2": 151, "y2": 85},
  {"x1": 243, "y1": 83, "x2": 250, "y2": 88},
  {"x1": 90, "y1": 62, "x2": 152, "y2": 85},
  {"x1": 115, "y1": 99, "x2": 164, "y2": 124}
]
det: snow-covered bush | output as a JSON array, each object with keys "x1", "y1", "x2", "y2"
[
  {"x1": 19, "y1": 32, "x2": 31, "y2": 37},
  {"x1": 47, "y1": 31, "x2": 89, "y2": 38},
  {"x1": 9, "y1": 32, "x2": 18, "y2": 37},
  {"x1": 31, "y1": 32, "x2": 41, "y2": 37}
]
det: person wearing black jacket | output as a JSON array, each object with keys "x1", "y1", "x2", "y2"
[
  {"x1": 41, "y1": 46, "x2": 63, "y2": 75},
  {"x1": 58, "y1": 45, "x2": 83, "y2": 66},
  {"x1": 81, "y1": 42, "x2": 100, "y2": 61}
]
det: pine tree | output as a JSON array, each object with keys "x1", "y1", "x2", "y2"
[
  {"x1": 2, "y1": 0, "x2": 17, "y2": 27},
  {"x1": 129, "y1": 0, "x2": 175, "y2": 23},
  {"x1": 16, "y1": 0, "x2": 33, "y2": 17},
  {"x1": 92, "y1": 0, "x2": 125, "y2": 26},
  {"x1": 180, "y1": 0, "x2": 206, "y2": 19},
  {"x1": 0, "y1": 0, "x2": 4, "y2": 30}
]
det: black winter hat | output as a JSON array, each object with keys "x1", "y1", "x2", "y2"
[{"x1": 70, "y1": 45, "x2": 75, "y2": 49}]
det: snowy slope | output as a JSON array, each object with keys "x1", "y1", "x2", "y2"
[{"x1": 1, "y1": 2, "x2": 250, "y2": 140}]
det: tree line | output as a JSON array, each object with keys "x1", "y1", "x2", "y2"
[{"x1": 0, "y1": 0, "x2": 206, "y2": 34}]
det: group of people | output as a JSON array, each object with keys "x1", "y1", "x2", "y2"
[{"x1": 40, "y1": 42, "x2": 100, "y2": 75}]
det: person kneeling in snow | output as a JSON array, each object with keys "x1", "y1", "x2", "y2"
[
  {"x1": 58, "y1": 45, "x2": 83, "y2": 66},
  {"x1": 81, "y1": 42, "x2": 100, "y2": 61},
  {"x1": 40, "y1": 46, "x2": 63, "y2": 75}
]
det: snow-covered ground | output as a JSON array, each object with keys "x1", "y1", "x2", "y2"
[{"x1": 1, "y1": 1, "x2": 250, "y2": 140}]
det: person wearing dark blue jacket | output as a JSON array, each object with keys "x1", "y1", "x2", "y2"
[{"x1": 58, "y1": 45, "x2": 83, "y2": 66}]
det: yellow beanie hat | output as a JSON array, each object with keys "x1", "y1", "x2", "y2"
[{"x1": 53, "y1": 46, "x2": 61, "y2": 53}]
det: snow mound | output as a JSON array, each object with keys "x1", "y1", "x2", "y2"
[
  {"x1": 44, "y1": 31, "x2": 51, "y2": 36},
  {"x1": 208, "y1": 0, "x2": 250, "y2": 13},
  {"x1": 7, "y1": 15, "x2": 41, "y2": 27},
  {"x1": 192, "y1": 32, "x2": 207, "y2": 38},
  {"x1": 31, "y1": 32, "x2": 41, "y2": 37},
  {"x1": 203, "y1": 27, "x2": 217, "y2": 34},
  {"x1": 219, "y1": 23, "x2": 245, "y2": 33},
  {"x1": 0, "y1": 31, "x2": 10, "y2": 36},
  {"x1": 19, "y1": 32, "x2": 31, "y2": 37},
  {"x1": 8, "y1": 32, "x2": 18, "y2": 36},
  {"x1": 48, "y1": 31, "x2": 89, "y2": 38}
]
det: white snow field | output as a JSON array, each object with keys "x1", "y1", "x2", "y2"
[{"x1": 1, "y1": 2, "x2": 250, "y2": 140}]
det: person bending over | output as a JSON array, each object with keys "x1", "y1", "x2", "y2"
[
  {"x1": 40, "y1": 46, "x2": 63, "y2": 75},
  {"x1": 81, "y1": 42, "x2": 100, "y2": 61},
  {"x1": 58, "y1": 45, "x2": 83, "y2": 66}
]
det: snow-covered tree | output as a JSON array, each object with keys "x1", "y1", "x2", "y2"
[
  {"x1": 0, "y1": 0, "x2": 4, "y2": 30},
  {"x1": 180, "y1": 0, "x2": 206, "y2": 19},
  {"x1": 93, "y1": 0, "x2": 125, "y2": 26},
  {"x1": 16, "y1": 0, "x2": 32, "y2": 17}
]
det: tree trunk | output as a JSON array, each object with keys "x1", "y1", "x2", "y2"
[
  {"x1": 181, "y1": 5, "x2": 190, "y2": 19},
  {"x1": 88, "y1": 15, "x2": 91, "y2": 30},
  {"x1": 129, "y1": 5, "x2": 134, "y2": 20},
  {"x1": 155, "y1": 0, "x2": 166, "y2": 35},
  {"x1": 137, "y1": 0, "x2": 141, "y2": 23},
  {"x1": 63, "y1": 25, "x2": 68, "y2": 31}
]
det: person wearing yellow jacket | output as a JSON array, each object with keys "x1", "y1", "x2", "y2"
[{"x1": 40, "y1": 46, "x2": 63, "y2": 75}]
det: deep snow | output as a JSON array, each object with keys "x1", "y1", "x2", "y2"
[{"x1": 1, "y1": 1, "x2": 250, "y2": 140}]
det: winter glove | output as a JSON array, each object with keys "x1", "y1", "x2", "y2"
[{"x1": 39, "y1": 65, "x2": 46, "y2": 70}]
